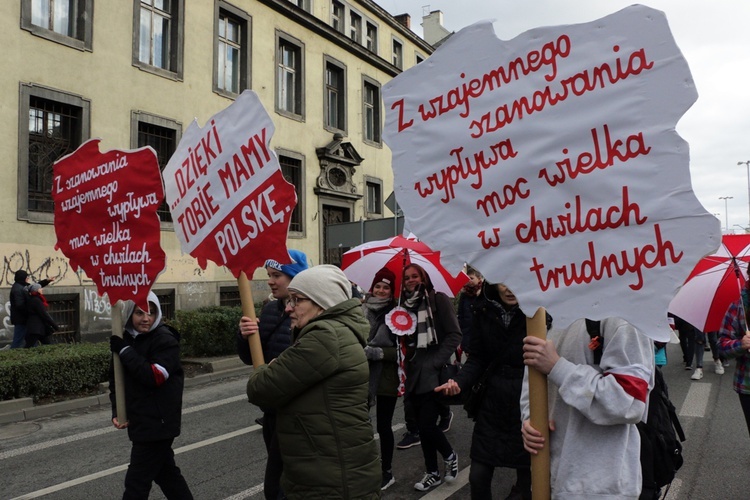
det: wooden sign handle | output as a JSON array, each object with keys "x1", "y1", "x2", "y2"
[
  {"x1": 238, "y1": 271, "x2": 265, "y2": 368},
  {"x1": 527, "y1": 307, "x2": 550, "y2": 500}
]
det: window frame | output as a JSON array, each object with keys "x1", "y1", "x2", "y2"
[
  {"x1": 349, "y1": 10, "x2": 361, "y2": 44},
  {"x1": 275, "y1": 31, "x2": 305, "y2": 120},
  {"x1": 132, "y1": 0, "x2": 185, "y2": 80},
  {"x1": 331, "y1": 0, "x2": 344, "y2": 33},
  {"x1": 130, "y1": 110, "x2": 182, "y2": 230},
  {"x1": 18, "y1": 83, "x2": 91, "y2": 223},
  {"x1": 277, "y1": 150, "x2": 306, "y2": 237},
  {"x1": 365, "y1": 21, "x2": 378, "y2": 54},
  {"x1": 362, "y1": 76, "x2": 381, "y2": 145},
  {"x1": 323, "y1": 56, "x2": 347, "y2": 133},
  {"x1": 364, "y1": 177, "x2": 383, "y2": 217},
  {"x1": 213, "y1": 1, "x2": 252, "y2": 98},
  {"x1": 20, "y1": 0, "x2": 94, "y2": 51},
  {"x1": 392, "y1": 36, "x2": 403, "y2": 70}
]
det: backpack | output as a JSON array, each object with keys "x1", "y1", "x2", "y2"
[{"x1": 585, "y1": 319, "x2": 686, "y2": 499}]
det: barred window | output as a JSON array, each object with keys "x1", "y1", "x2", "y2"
[{"x1": 137, "y1": 121, "x2": 176, "y2": 222}]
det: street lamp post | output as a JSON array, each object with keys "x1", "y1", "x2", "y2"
[
  {"x1": 739, "y1": 161, "x2": 750, "y2": 228},
  {"x1": 720, "y1": 196, "x2": 733, "y2": 232}
]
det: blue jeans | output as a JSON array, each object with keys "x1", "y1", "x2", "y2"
[{"x1": 10, "y1": 324, "x2": 26, "y2": 349}]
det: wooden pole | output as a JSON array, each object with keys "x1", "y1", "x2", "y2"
[
  {"x1": 111, "y1": 301, "x2": 127, "y2": 424},
  {"x1": 527, "y1": 307, "x2": 550, "y2": 500},
  {"x1": 238, "y1": 271, "x2": 265, "y2": 368}
]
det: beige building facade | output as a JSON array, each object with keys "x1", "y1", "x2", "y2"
[{"x1": 1, "y1": 0, "x2": 434, "y2": 342}]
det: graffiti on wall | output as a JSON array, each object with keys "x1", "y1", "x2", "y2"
[{"x1": 1, "y1": 250, "x2": 75, "y2": 286}]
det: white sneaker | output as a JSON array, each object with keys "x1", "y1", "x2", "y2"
[
  {"x1": 715, "y1": 360, "x2": 725, "y2": 375},
  {"x1": 691, "y1": 367, "x2": 704, "y2": 380}
]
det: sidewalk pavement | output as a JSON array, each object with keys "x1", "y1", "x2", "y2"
[{"x1": 0, "y1": 356, "x2": 251, "y2": 425}]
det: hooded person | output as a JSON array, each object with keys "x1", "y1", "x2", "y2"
[
  {"x1": 9, "y1": 270, "x2": 30, "y2": 348},
  {"x1": 23, "y1": 282, "x2": 58, "y2": 347},
  {"x1": 108, "y1": 291, "x2": 194, "y2": 499},
  {"x1": 236, "y1": 249, "x2": 309, "y2": 500},
  {"x1": 246, "y1": 265, "x2": 381, "y2": 499}
]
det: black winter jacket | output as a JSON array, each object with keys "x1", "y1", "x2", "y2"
[
  {"x1": 10, "y1": 270, "x2": 29, "y2": 325},
  {"x1": 25, "y1": 294, "x2": 58, "y2": 337},
  {"x1": 237, "y1": 299, "x2": 291, "y2": 365},
  {"x1": 109, "y1": 323, "x2": 185, "y2": 443},
  {"x1": 455, "y1": 287, "x2": 530, "y2": 468}
]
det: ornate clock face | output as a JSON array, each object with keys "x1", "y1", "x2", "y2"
[{"x1": 327, "y1": 166, "x2": 347, "y2": 187}]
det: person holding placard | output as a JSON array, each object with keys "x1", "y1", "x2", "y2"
[
  {"x1": 399, "y1": 263, "x2": 462, "y2": 492},
  {"x1": 520, "y1": 318, "x2": 653, "y2": 499},
  {"x1": 109, "y1": 291, "x2": 193, "y2": 500},
  {"x1": 246, "y1": 265, "x2": 380, "y2": 499},
  {"x1": 237, "y1": 249, "x2": 308, "y2": 500},
  {"x1": 436, "y1": 282, "x2": 543, "y2": 500}
]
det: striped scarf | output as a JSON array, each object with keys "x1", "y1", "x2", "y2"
[{"x1": 404, "y1": 288, "x2": 438, "y2": 348}]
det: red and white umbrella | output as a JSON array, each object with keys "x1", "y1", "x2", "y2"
[
  {"x1": 669, "y1": 234, "x2": 750, "y2": 333},
  {"x1": 341, "y1": 234, "x2": 469, "y2": 297}
]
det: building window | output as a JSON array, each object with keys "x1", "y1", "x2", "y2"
[
  {"x1": 132, "y1": 112, "x2": 182, "y2": 225},
  {"x1": 153, "y1": 289, "x2": 176, "y2": 320},
  {"x1": 325, "y1": 59, "x2": 346, "y2": 131},
  {"x1": 215, "y1": 3, "x2": 251, "y2": 96},
  {"x1": 133, "y1": 0, "x2": 184, "y2": 79},
  {"x1": 416, "y1": 52, "x2": 425, "y2": 64},
  {"x1": 278, "y1": 154, "x2": 304, "y2": 234},
  {"x1": 18, "y1": 84, "x2": 90, "y2": 222},
  {"x1": 276, "y1": 33, "x2": 304, "y2": 118},
  {"x1": 21, "y1": 0, "x2": 93, "y2": 51},
  {"x1": 289, "y1": 0, "x2": 311, "y2": 13},
  {"x1": 219, "y1": 286, "x2": 242, "y2": 307},
  {"x1": 366, "y1": 179, "x2": 383, "y2": 216},
  {"x1": 365, "y1": 22, "x2": 378, "y2": 53},
  {"x1": 363, "y1": 79, "x2": 381, "y2": 144},
  {"x1": 349, "y1": 11, "x2": 361, "y2": 44},
  {"x1": 47, "y1": 293, "x2": 80, "y2": 343},
  {"x1": 331, "y1": 1, "x2": 344, "y2": 33},
  {"x1": 392, "y1": 38, "x2": 403, "y2": 69}
]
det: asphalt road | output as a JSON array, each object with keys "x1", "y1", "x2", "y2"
[{"x1": 1, "y1": 342, "x2": 747, "y2": 499}]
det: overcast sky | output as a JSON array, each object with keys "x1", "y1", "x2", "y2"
[{"x1": 380, "y1": 0, "x2": 750, "y2": 233}]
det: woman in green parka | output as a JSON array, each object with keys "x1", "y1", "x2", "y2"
[{"x1": 246, "y1": 265, "x2": 381, "y2": 500}]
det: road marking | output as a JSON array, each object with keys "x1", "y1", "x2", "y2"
[
  {"x1": 679, "y1": 382, "x2": 711, "y2": 417},
  {"x1": 0, "y1": 394, "x2": 247, "y2": 461},
  {"x1": 9, "y1": 425, "x2": 261, "y2": 499}
]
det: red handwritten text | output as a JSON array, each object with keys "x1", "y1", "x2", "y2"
[
  {"x1": 392, "y1": 35, "x2": 571, "y2": 132},
  {"x1": 175, "y1": 120, "x2": 223, "y2": 198},
  {"x1": 538, "y1": 125, "x2": 651, "y2": 186},
  {"x1": 476, "y1": 178, "x2": 530, "y2": 216},
  {"x1": 415, "y1": 138, "x2": 517, "y2": 203},
  {"x1": 516, "y1": 186, "x2": 646, "y2": 243},
  {"x1": 529, "y1": 223, "x2": 682, "y2": 292},
  {"x1": 469, "y1": 45, "x2": 654, "y2": 138}
]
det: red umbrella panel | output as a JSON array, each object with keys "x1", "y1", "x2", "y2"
[
  {"x1": 668, "y1": 234, "x2": 750, "y2": 333},
  {"x1": 341, "y1": 235, "x2": 469, "y2": 297}
]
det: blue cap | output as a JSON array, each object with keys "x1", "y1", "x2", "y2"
[{"x1": 265, "y1": 249, "x2": 308, "y2": 278}]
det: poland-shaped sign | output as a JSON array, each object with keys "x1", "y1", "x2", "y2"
[
  {"x1": 163, "y1": 90, "x2": 297, "y2": 277},
  {"x1": 52, "y1": 139, "x2": 166, "y2": 311},
  {"x1": 383, "y1": 5, "x2": 721, "y2": 341}
]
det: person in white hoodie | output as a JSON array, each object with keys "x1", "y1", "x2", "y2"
[{"x1": 520, "y1": 317, "x2": 654, "y2": 499}]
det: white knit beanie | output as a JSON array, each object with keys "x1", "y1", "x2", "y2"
[{"x1": 288, "y1": 265, "x2": 352, "y2": 310}]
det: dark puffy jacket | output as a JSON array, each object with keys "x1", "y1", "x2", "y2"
[
  {"x1": 236, "y1": 299, "x2": 291, "y2": 365},
  {"x1": 246, "y1": 298, "x2": 380, "y2": 500},
  {"x1": 109, "y1": 323, "x2": 185, "y2": 443},
  {"x1": 10, "y1": 270, "x2": 29, "y2": 325},
  {"x1": 25, "y1": 294, "x2": 58, "y2": 337},
  {"x1": 455, "y1": 286, "x2": 531, "y2": 468}
]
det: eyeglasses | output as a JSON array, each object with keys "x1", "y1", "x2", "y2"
[{"x1": 285, "y1": 296, "x2": 312, "y2": 308}]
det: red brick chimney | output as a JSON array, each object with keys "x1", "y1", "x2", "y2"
[{"x1": 394, "y1": 13, "x2": 411, "y2": 30}]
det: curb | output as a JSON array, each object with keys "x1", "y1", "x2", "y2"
[{"x1": 0, "y1": 360, "x2": 252, "y2": 425}]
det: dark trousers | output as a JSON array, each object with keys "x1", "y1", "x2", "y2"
[
  {"x1": 739, "y1": 393, "x2": 750, "y2": 438},
  {"x1": 469, "y1": 460, "x2": 531, "y2": 500},
  {"x1": 404, "y1": 392, "x2": 451, "y2": 435},
  {"x1": 412, "y1": 392, "x2": 453, "y2": 472},
  {"x1": 123, "y1": 439, "x2": 193, "y2": 500},
  {"x1": 261, "y1": 412, "x2": 285, "y2": 500},
  {"x1": 376, "y1": 395, "x2": 398, "y2": 472},
  {"x1": 10, "y1": 324, "x2": 26, "y2": 348},
  {"x1": 25, "y1": 333, "x2": 51, "y2": 348}
]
